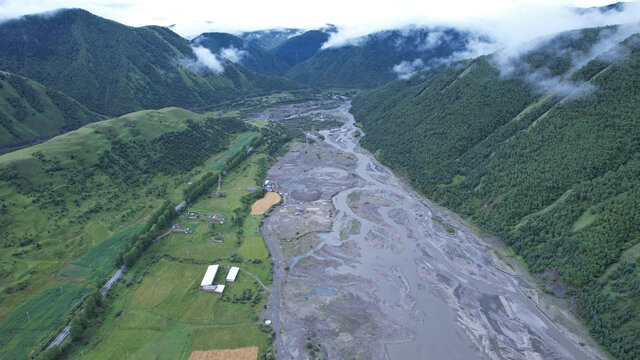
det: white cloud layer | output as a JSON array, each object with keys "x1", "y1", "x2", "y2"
[
  {"x1": 0, "y1": 0, "x2": 634, "y2": 40},
  {"x1": 219, "y1": 46, "x2": 248, "y2": 63},
  {"x1": 185, "y1": 46, "x2": 224, "y2": 73},
  {"x1": 393, "y1": 58, "x2": 424, "y2": 79}
]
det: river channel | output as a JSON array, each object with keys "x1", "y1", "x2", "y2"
[{"x1": 261, "y1": 101, "x2": 604, "y2": 360}]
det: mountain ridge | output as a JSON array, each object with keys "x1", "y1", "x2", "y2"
[{"x1": 0, "y1": 8, "x2": 301, "y2": 116}]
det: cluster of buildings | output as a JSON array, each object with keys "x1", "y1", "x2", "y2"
[
  {"x1": 199, "y1": 265, "x2": 240, "y2": 294},
  {"x1": 171, "y1": 224, "x2": 191, "y2": 234},
  {"x1": 183, "y1": 212, "x2": 226, "y2": 225},
  {"x1": 263, "y1": 178, "x2": 275, "y2": 192}
]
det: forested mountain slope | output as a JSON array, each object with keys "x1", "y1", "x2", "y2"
[
  {"x1": 194, "y1": 32, "x2": 291, "y2": 76},
  {"x1": 351, "y1": 26, "x2": 640, "y2": 359},
  {"x1": 0, "y1": 71, "x2": 101, "y2": 148},
  {"x1": 0, "y1": 9, "x2": 299, "y2": 116},
  {"x1": 285, "y1": 28, "x2": 475, "y2": 88},
  {"x1": 272, "y1": 30, "x2": 331, "y2": 67}
]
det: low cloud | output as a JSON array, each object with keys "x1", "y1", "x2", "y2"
[
  {"x1": 219, "y1": 46, "x2": 248, "y2": 63},
  {"x1": 183, "y1": 46, "x2": 225, "y2": 73},
  {"x1": 490, "y1": 21, "x2": 640, "y2": 97},
  {"x1": 321, "y1": 2, "x2": 640, "y2": 58},
  {"x1": 393, "y1": 58, "x2": 424, "y2": 80}
]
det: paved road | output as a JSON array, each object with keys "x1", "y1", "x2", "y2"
[
  {"x1": 101, "y1": 265, "x2": 125, "y2": 296},
  {"x1": 48, "y1": 324, "x2": 71, "y2": 348},
  {"x1": 48, "y1": 201, "x2": 182, "y2": 351},
  {"x1": 48, "y1": 265, "x2": 126, "y2": 348}
]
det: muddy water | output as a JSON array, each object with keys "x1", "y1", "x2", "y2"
[{"x1": 262, "y1": 101, "x2": 603, "y2": 360}]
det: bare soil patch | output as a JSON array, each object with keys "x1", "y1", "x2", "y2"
[
  {"x1": 250, "y1": 192, "x2": 281, "y2": 215},
  {"x1": 188, "y1": 347, "x2": 258, "y2": 360}
]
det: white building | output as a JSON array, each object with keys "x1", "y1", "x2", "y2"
[
  {"x1": 200, "y1": 264, "x2": 219, "y2": 289},
  {"x1": 226, "y1": 266, "x2": 240, "y2": 282}
]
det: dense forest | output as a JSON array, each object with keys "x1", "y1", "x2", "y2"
[{"x1": 351, "y1": 27, "x2": 640, "y2": 359}]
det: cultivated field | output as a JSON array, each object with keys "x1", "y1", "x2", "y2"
[
  {"x1": 188, "y1": 347, "x2": 258, "y2": 360},
  {"x1": 250, "y1": 192, "x2": 281, "y2": 215}
]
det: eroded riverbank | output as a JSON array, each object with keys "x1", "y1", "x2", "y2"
[{"x1": 261, "y1": 101, "x2": 605, "y2": 360}]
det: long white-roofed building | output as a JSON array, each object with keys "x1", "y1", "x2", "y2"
[
  {"x1": 200, "y1": 264, "x2": 219, "y2": 289},
  {"x1": 226, "y1": 266, "x2": 239, "y2": 282}
]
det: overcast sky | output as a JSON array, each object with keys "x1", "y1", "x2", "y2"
[{"x1": 0, "y1": 0, "x2": 638, "y2": 41}]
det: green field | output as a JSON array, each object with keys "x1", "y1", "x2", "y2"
[
  {"x1": 70, "y1": 151, "x2": 275, "y2": 359},
  {"x1": 58, "y1": 225, "x2": 141, "y2": 283},
  {"x1": 207, "y1": 132, "x2": 261, "y2": 171},
  {"x1": 0, "y1": 283, "x2": 90, "y2": 359}
]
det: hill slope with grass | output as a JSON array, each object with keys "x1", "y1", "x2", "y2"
[
  {"x1": 0, "y1": 106, "x2": 252, "y2": 357},
  {"x1": 351, "y1": 26, "x2": 640, "y2": 359},
  {"x1": 0, "y1": 9, "x2": 299, "y2": 116},
  {"x1": 0, "y1": 71, "x2": 101, "y2": 149}
]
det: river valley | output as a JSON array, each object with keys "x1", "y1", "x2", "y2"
[{"x1": 261, "y1": 101, "x2": 605, "y2": 360}]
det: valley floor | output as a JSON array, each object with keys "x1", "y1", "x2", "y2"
[{"x1": 261, "y1": 101, "x2": 606, "y2": 359}]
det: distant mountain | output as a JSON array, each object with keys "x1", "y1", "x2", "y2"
[
  {"x1": 284, "y1": 27, "x2": 478, "y2": 88},
  {"x1": 272, "y1": 30, "x2": 332, "y2": 67},
  {"x1": 0, "y1": 9, "x2": 300, "y2": 116},
  {"x1": 574, "y1": 1, "x2": 634, "y2": 14},
  {"x1": 194, "y1": 32, "x2": 291, "y2": 76},
  {"x1": 351, "y1": 26, "x2": 640, "y2": 360},
  {"x1": 240, "y1": 28, "x2": 304, "y2": 50},
  {"x1": 0, "y1": 71, "x2": 100, "y2": 148}
]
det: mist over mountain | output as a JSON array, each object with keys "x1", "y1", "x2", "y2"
[
  {"x1": 239, "y1": 28, "x2": 304, "y2": 50},
  {"x1": 351, "y1": 25, "x2": 640, "y2": 360},
  {"x1": 271, "y1": 29, "x2": 333, "y2": 67},
  {"x1": 0, "y1": 9, "x2": 300, "y2": 116},
  {"x1": 193, "y1": 32, "x2": 290, "y2": 76},
  {"x1": 284, "y1": 27, "x2": 483, "y2": 88}
]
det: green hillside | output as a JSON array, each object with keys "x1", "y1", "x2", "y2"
[
  {"x1": 195, "y1": 32, "x2": 291, "y2": 76},
  {"x1": 272, "y1": 30, "x2": 330, "y2": 67},
  {"x1": 0, "y1": 107, "x2": 251, "y2": 357},
  {"x1": 0, "y1": 9, "x2": 299, "y2": 116},
  {"x1": 0, "y1": 71, "x2": 101, "y2": 149},
  {"x1": 285, "y1": 28, "x2": 474, "y2": 88},
  {"x1": 351, "y1": 27, "x2": 640, "y2": 359}
]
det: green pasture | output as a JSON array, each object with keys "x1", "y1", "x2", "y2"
[
  {"x1": 0, "y1": 283, "x2": 89, "y2": 359},
  {"x1": 206, "y1": 132, "x2": 260, "y2": 171},
  {"x1": 59, "y1": 225, "x2": 141, "y2": 282}
]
